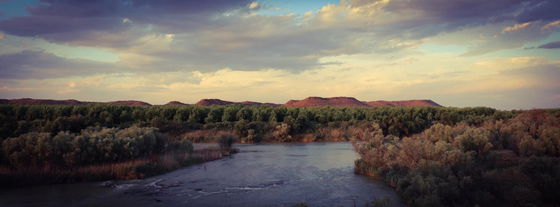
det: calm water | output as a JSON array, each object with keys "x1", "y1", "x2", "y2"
[{"x1": 0, "y1": 143, "x2": 402, "y2": 207}]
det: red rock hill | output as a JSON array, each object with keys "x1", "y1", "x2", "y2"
[
  {"x1": 0, "y1": 97, "x2": 442, "y2": 107},
  {"x1": 0, "y1": 98, "x2": 151, "y2": 106},
  {"x1": 195, "y1": 99, "x2": 280, "y2": 107},
  {"x1": 107, "y1": 100, "x2": 151, "y2": 106},
  {"x1": 164, "y1": 101, "x2": 188, "y2": 106},
  {"x1": 284, "y1": 97, "x2": 370, "y2": 107},
  {"x1": 0, "y1": 98, "x2": 87, "y2": 105},
  {"x1": 195, "y1": 99, "x2": 235, "y2": 106}
]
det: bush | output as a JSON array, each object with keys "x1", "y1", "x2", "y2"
[
  {"x1": 167, "y1": 140, "x2": 194, "y2": 153},
  {"x1": 1, "y1": 126, "x2": 168, "y2": 169},
  {"x1": 219, "y1": 134, "x2": 235, "y2": 150},
  {"x1": 354, "y1": 110, "x2": 560, "y2": 207}
]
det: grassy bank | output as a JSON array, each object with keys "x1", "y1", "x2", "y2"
[
  {"x1": 0, "y1": 126, "x2": 238, "y2": 187},
  {"x1": 0, "y1": 147, "x2": 237, "y2": 187}
]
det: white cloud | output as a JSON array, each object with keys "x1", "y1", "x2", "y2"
[
  {"x1": 502, "y1": 22, "x2": 532, "y2": 33},
  {"x1": 122, "y1": 18, "x2": 132, "y2": 24},
  {"x1": 248, "y1": 2, "x2": 259, "y2": 9},
  {"x1": 542, "y1": 20, "x2": 560, "y2": 30}
]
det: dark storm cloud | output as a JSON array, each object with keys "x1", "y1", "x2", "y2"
[
  {"x1": 0, "y1": 0, "x2": 558, "y2": 73},
  {"x1": 370, "y1": 0, "x2": 560, "y2": 56},
  {"x1": 129, "y1": 0, "x2": 251, "y2": 15},
  {"x1": 125, "y1": 0, "x2": 252, "y2": 33},
  {"x1": 149, "y1": 24, "x2": 368, "y2": 71},
  {"x1": 0, "y1": 0, "x2": 251, "y2": 43},
  {"x1": 538, "y1": 41, "x2": 560, "y2": 49},
  {"x1": 382, "y1": 0, "x2": 541, "y2": 32},
  {"x1": 0, "y1": 50, "x2": 117, "y2": 79},
  {"x1": 2, "y1": 0, "x2": 546, "y2": 47},
  {"x1": 0, "y1": 0, "x2": 126, "y2": 42},
  {"x1": 516, "y1": 0, "x2": 560, "y2": 22}
]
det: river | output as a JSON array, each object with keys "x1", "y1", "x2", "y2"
[{"x1": 0, "y1": 142, "x2": 402, "y2": 207}]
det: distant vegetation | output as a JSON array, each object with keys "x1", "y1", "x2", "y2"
[
  {"x1": 0, "y1": 104, "x2": 514, "y2": 143},
  {"x1": 354, "y1": 110, "x2": 560, "y2": 207},
  {"x1": 2, "y1": 103, "x2": 557, "y2": 205}
]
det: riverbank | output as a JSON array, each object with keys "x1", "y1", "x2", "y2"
[
  {"x1": 0, "y1": 147, "x2": 238, "y2": 188},
  {"x1": 0, "y1": 142, "x2": 404, "y2": 207}
]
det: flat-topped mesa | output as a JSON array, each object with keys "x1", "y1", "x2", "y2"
[
  {"x1": 106, "y1": 100, "x2": 152, "y2": 106},
  {"x1": 195, "y1": 99, "x2": 235, "y2": 106},
  {"x1": 196, "y1": 99, "x2": 280, "y2": 106},
  {"x1": 0, "y1": 98, "x2": 88, "y2": 105},
  {"x1": 0, "y1": 98, "x2": 152, "y2": 106},
  {"x1": 164, "y1": 101, "x2": 188, "y2": 106},
  {"x1": 284, "y1": 96, "x2": 370, "y2": 107},
  {"x1": 0, "y1": 97, "x2": 442, "y2": 107},
  {"x1": 283, "y1": 97, "x2": 442, "y2": 107},
  {"x1": 365, "y1": 99, "x2": 441, "y2": 107}
]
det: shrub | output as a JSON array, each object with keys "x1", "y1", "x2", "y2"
[
  {"x1": 167, "y1": 140, "x2": 194, "y2": 153},
  {"x1": 218, "y1": 134, "x2": 235, "y2": 150},
  {"x1": 354, "y1": 110, "x2": 560, "y2": 207},
  {"x1": 1, "y1": 126, "x2": 168, "y2": 169}
]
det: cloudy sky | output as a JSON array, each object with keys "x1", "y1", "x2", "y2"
[{"x1": 0, "y1": 0, "x2": 559, "y2": 109}]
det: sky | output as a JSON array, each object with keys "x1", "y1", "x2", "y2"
[{"x1": 0, "y1": 0, "x2": 559, "y2": 109}]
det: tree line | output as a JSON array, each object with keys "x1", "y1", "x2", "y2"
[{"x1": 0, "y1": 104, "x2": 515, "y2": 142}]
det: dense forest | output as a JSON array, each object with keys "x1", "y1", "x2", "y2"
[
  {"x1": 1, "y1": 104, "x2": 558, "y2": 206},
  {"x1": 0, "y1": 104, "x2": 516, "y2": 168},
  {"x1": 354, "y1": 110, "x2": 560, "y2": 207},
  {"x1": 0, "y1": 104, "x2": 510, "y2": 170},
  {"x1": 0, "y1": 104, "x2": 512, "y2": 142}
]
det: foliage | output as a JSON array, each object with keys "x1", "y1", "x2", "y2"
[
  {"x1": 2, "y1": 103, "x2": 558, "y2": 201},
  {"x1": 219, "y1": 134, "x2": 235, "y2": 150},
  {"x1": 0, "y1": 104, "x2": 523, "y2": 142},
  {"x1": 0, "y1": 126, "x2": 192, "y2": 169},
  {"x1": 0, "y1": 147, "x2": 232, "y2": 187},
  {"x1": 354, "y1": 110, "x2": 560, "y2": 207}
]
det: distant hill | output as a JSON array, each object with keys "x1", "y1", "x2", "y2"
[
  {"x1": 0, "y1": 98, "x2": 92, "y2": 105},
  {"x1": 0, "y1": 98, "x2": 151, "y2": 106},
  {"x1": 164, "y1": 101, "x2": 188, "y2": 106},
  {"x1": 107, "y1": 100, "x2": 151, "y2": 106},
  {"x1": 285, "y1": 97, "x2": 370, "y2": 107},
  {"x1": 0, "y1": 97, "x2": 442, "y2": 107},
  {"x1": 195, "y1": 99, "x2": 235, "y2": 106},
  {"x1": 285, "y1": 97, "x2": 441, "y2": 107},
  {"x1": 195, "y1": 99, "x2": 281, "y2": 107}
]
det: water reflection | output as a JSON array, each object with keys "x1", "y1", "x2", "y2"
[{"x1": 0, "y1": 143, "x2": 402, "y2": 207}]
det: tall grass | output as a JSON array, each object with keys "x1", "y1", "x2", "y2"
[{"x1": 0, "y1": 147, "x2": 235, "y2": 187}]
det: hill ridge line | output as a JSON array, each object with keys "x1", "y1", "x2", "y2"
[{"x1": 0, "y1": 97, "x2": 442, "y2": 107}]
